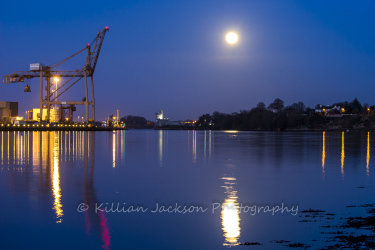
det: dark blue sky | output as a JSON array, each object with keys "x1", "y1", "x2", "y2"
[{"x1": 1, "y1": 1, "x2": 375, "y2": 121}]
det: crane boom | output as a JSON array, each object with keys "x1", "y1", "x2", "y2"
[
  {"x1": 89, "y1": 27, "x2": 109, "y2": 74},
  {"x1": 3, "y1": 70, "x2": 85, "y2": 84}
]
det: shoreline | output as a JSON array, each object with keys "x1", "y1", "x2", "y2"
[
  {"x1": 153, "y1": 127, "x2": 373, "y2": 132},
  {"x1": 0, "y1": 126, "x2": 127, "y2": 132},
  {"x1": 1, "y1": 126, "x2": 373, "y2": 132}
]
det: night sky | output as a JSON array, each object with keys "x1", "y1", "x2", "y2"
[{"x1": 1, "y1": 1, "x2": 375, "y2": 121}]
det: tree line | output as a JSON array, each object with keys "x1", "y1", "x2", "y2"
[
  {"x1": 197, "y1": 97, "x2": 375, "y2": 130},
  {"x1": 120, "y1": 115, "x2": 155, "y2": 129}
]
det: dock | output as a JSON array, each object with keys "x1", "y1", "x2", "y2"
[{"x1": 0, "y1": 124, "x2": 126, "y2": 132}]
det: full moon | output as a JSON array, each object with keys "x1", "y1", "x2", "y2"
[{"x1": 226, "y1": 32, "x2": 238, "y2": 44}]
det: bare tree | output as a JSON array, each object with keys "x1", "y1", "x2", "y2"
[
  {"x1": 268, "y1": 98, "x2": 284, "y2": 112},
  {"x1": 256, "y1": 102, "x2": 266, "y2": 110}
]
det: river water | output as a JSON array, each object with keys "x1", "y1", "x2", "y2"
[{"x1": 0, "y1": 130, "x2": 374, "y2": 249}]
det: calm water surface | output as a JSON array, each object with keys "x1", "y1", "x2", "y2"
[{"x1": 0, "y1": 130, "x2": 374, "y2": 249}]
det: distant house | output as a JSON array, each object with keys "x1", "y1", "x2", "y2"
[
  {"x1": 268, "y1": 108, "x2": 278, "y2": 113},
  {"x1": 315, "y1": 104, "x2": 343, "y2": 115}
]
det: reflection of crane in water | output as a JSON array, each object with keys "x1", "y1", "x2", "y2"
[
  {"x1": 35, "y1": 131, "x2": 110, "y2": 249},
  {"x1": 82, "y1": 132, "x2": 111, "y2": 250}
]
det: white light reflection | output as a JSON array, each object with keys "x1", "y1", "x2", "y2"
[
  {"x1": 121, "y1": 130, "x2": 125, "y2": 162},
  {"x1": 159, "y1": 130, "x2": 163, "y2": 165},
  {"x1": 204, "y1": 130, "x2": 206, "y2": 159},
  {"x1": 221, "y1": 176, "x2": 240, "y2": 246},
  {"x1": 209, "y1": 130, "x2": 212, "y2": 157},
  {"x1": 204, "y1": 130, "x2": 213, "y2": 160}
]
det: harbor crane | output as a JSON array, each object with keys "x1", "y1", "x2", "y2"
[{"x1": 2, "y1": 27, "x2": 109, "y2": 123}]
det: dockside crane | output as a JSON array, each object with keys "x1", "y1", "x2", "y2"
[{"x1": 2, "y1": 27, "x2": 109, "y2": 123}]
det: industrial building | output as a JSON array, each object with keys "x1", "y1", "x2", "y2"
[
  {"x1": 28, "y1": 108, "x2": 57, "y2": 122},
  {"x1": 155, "y1": 109, "x2": 195, "y2": 128},
  {"x1": 0, "y1": 101, "x2": 18, "y2": 122},
  {"x1": 27, "y1": 105, "x2": 75, "y2": 123},
  {"x1": 156, "y1": 110, "x2": 164, "y2": 120},
  {"x1": 155, "y1": 109, "x2": 173, "y2": 127}
]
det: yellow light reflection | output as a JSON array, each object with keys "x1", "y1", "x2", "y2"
[
  {"x1": 52, "y1": 132, "x2": 63, "y2": 222},
  {"x1": 341, "y1": 131, "x2": 345, "y2": 178},
  {"x1": 32, "y1": 131, "x2": 40, "y2": 175},
  {"x1": 82, "y1": 131, "x2": 85, "y2": 159},
  {"x1": 88, "y1": 131, "x2": 90, "y2": 160},
  {"x1": 65, "y1": 132, "x2": 67, "y2": 160},
  {"x1": 322, "y1": 131, "x2": 325, "y2": 177},
  {"x1": 73, "y1": 131, "x2": 76, "y2": 160},
  {"x1": 367, "y1": 132, "x2": 370, "y2": 176},
  {"x1": 224, "y1": 130, "x2": 239, "y2": 134},
  {"x1": 68, "y1": 132, "x2": 71, "y2": 160},
  {"x1": 1, "y1": 131, "x2": 3, "y2": 166},
  {"x1": 7, "y1": 131, "x2": 10, "y2": 165},
  {"x1": 27, "y1": 131, "x2": 30, "y2": 164},
  {"x1": 17, "y1": 132, "x2": 20, "y2": 165},
  {"x1": 20, "y1": 134, "x2": 23, "y2": 165},
  {"x1": 112, "y1": 131, "x2": 116, "y2": 168},
  {"x1": 193, "y1": 131, "x2": 197, "y2": 162},
  {"x1": 13, "y1": 131, "x2": 15, "y2": 165},
  {"x1": 221, "y1": 176, "x2": 240, "y2": 246},
  {"x1": 79, "y1": 131, "x2": 83, "y2": 159}
]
